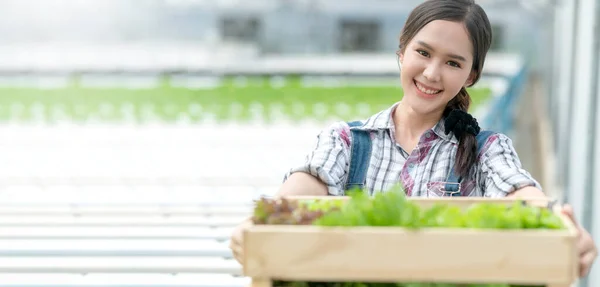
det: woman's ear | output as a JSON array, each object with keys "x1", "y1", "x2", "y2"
[
  {"x1": 464, "y1": 71, "x2": 477, "y2": 87},
  {"x1": 396, "y1": 50, "x2": 404, "y2": 64}
]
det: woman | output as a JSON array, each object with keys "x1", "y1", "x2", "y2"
[{"x1": 230, "y1": 0, "x2": 597, "y2": 278}]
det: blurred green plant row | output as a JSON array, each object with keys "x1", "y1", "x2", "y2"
[{"x1": 0, "y1": 76, "x2": 492, "y2": 124}]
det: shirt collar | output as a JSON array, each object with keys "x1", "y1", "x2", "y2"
[{"x1": 350, "y1": 101, "x2": 458, "y2": 144}]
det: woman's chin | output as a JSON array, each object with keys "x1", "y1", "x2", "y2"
[{"x1": 403, "y1": 95, "x2": 446, "y2": 115}]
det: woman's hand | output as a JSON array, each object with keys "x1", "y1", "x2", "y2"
[
  {"x1": 561, "y1": 204, "x2": 597, "y2": 277},
  {"x1": 229, "y1": 218, "x2": 253, "y2": 265},
  {"x1": 229, "y1": 173, "x2": 327, "y2": 265},
  {"x1": 508, "y1": 187, "x2": 597, "y2": 277}
]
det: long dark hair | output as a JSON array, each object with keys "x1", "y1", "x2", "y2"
[{"x1": 399, "y1": 0, "x2": 493, "y2": 177}]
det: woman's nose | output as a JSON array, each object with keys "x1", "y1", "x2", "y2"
[{"x1": 423, "y1": 64, "x2": 441, "y2": 82}]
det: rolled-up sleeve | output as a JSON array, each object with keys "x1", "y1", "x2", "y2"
[
  {"x1": 283, "y1": 121, "x2": 351, "y2": 196},
  {"x1": 478, "y1": 133, "x2": 542, "y2": 197}
]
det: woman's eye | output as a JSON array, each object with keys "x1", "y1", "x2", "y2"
[
  {"x1": 447, "y1": 61, "x2": 460, "y2": 68},
  {"x1": 417, "y1": 50, "x2": 429, "y2": 57}
]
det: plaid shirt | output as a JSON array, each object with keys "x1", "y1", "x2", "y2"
[{"x1": 283, "y1": 102, "x2": 541, "y2": 197}]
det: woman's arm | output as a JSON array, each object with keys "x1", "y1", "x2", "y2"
[
  {"x1": 276, "y1": 171, "x2": 328, "y2": 197},
  {"x1": 229, "y1": 121, "x2": 350, "y2": 264},
  {"x1": 280, "y1": 121, "x2": 353, "y2": 196},
  {"x1": 507, "y1": 186, "x2": 545, "y2": 198},
  {"x1": 477, "y1": 133, "x2": 542, "y2": 197}
]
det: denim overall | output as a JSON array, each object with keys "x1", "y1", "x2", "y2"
[{"x1": 344, "y1": 120, "x2": 495, "y2": 196}]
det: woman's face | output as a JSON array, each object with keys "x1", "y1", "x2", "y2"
[{"x1": 398, "y1": 20, "x2": 476, "y2": 115}]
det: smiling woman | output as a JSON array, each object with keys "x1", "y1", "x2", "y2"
[{"x1": 395, "y1": 4, "x2": 491, "y2": 179}]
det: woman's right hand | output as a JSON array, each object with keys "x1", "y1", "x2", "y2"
[
  {"x1": 229, "y1": 217, "x2": 253, "y2": 264},
  {"x1": 229, "y1": 172, "x2": 328, "y2": 264}
]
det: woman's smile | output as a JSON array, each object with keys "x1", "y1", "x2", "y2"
[{"x1": 414, "y1": 79, "x2": 443, "y2": 99}]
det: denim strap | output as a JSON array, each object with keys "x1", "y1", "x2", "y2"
[
  {"x1": 345, "y1": 121, "x2": 372, "y2": 192},
  {"x1": 445, "y1": 130, "x2": 495, "y2": 196}
]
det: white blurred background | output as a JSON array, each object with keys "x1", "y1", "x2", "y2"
[{"x1": 0, "y1": 0, "x2": 596, "y2": 286}]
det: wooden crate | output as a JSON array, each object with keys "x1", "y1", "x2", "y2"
[{"x1": 243, "y1": 197, "x2": 579, "y2": 287}]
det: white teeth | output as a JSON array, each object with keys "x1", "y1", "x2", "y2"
[{"x1": 415, "y1": 81, "x2": 441, "y2": 95}]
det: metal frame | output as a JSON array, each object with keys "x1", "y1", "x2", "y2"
[{"x1": 549, "y1": 0, "x2": 599, "y2": 286}]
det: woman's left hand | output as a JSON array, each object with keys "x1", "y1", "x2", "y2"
[
  {"x1": 509, "y1": 187, "x2": 597, "y2": 276},
  {"x1": 561, "y1": 204, "x2": 598, "y2": 277}
]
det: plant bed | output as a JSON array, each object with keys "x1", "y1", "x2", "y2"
[
  {"x1": 242, "y1": 188, "x2": 578, "y2": 287},
  {"x1": 0, "y1": 77, "x2": 491, "y2": 123}
]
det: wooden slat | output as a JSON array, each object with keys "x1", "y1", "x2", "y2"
[
  {"x1": 0, "y1": 146, "x2": 299, "y2": 180},
  {"x1": 0, "y1": 206, "x2": 253, "y2": 216},
  {"x1": 0, "y1": 273, "x2": 249, "y2": 287},
  {"x1": 0, "y1": 216, "x2": 246, "y2": 227},
  {"x1": 0, "y1": 186, "x2": 275, "y2": 204},
  {"x1": 0, "y1": 123, "x2": 318, "y2": 148},
  {"x1": 0, "y1": 239, "x2": 232, "y2": 257},
  {"x1": 0, "y1": 226, "x2": 233, "y2": 240},
  {"x1": 0, "y1": 257, "x2": 242, "y2": 274}
]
